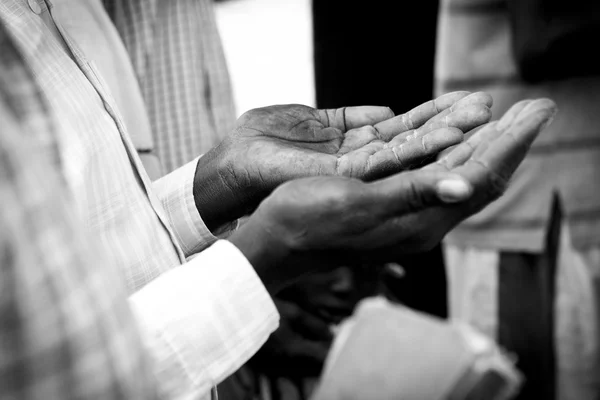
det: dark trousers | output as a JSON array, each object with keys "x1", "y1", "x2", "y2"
[{"x1": 498, "y1": 198, "x2": 561, "y2": 400}]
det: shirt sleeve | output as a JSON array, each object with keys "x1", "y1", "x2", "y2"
[
  {"x1": 152, "y1": 157, "x2": 239, "y2": 257},
  {"x1": 129, "y1": 239, "x2": 280, "y2": 400}
]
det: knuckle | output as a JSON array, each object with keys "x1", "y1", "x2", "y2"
[
  {"x1": 420, "y1": 135, "x2": 429, "y2": 152},
  {"x1": 485, "y1": 172, "x2": 509, "y2": 200},
  {"x1": 357, "y1": 125, "x2": 380, "y2": 140},
  {"x1": 404, "y1": 180, "x2": 426, "y2": 211}
]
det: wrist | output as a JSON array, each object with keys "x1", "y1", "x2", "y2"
[
  {"x1": 193, "y1": 146, "x2": 243, "y2": 231},
  {"x1": 228, "y1": 217, "x2": 292, "y2": 294}
]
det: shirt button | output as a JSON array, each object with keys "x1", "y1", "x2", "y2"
[{"x1": 28, "y1": 0, "x2": 42, "y2": 14}]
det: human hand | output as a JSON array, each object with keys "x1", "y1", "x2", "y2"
[
  {"x1": 194, "y1": 91, "x2": 492, "y2": 230},
  {"x1": 228, "y1": 98, "x2": 556, "y2": 292},
  {"x1": 248, "y1": 266, "x2": 380, "y2": 379}
]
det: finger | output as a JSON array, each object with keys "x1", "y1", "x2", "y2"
[
  {"x1": 319, "y1": 106, "x2": 395, "y2": 132},
  {"x1": 365, "y1": 127, "x2": 464, "y2": 179},
  {"x1": 464, "y1": 100, "x2": 542, "y2": 163},
  {"x1": 463, "y1": 98, "x2": 557, "y2": 182},
  {"x1": 495, "y1": 99, "x2": 533, "y2": 131},
  {"x1": 367, "y1": 169, "x2": 474, "y2": 218},
  {"x1": 372, "y1": 91, "x2": 470, "y2": 140},
  {"x1": 429, "y1": 99, "x2": 532, "y2": 166},
  {"x1": 387, "y1": 104, "x2": 491, "y2": 147},
  {"x1": 421, "y1": 91, "x2": 493, "y2": 129},
  {"x1": 429, "y1": 121, "x2": 501, "y2": 171}
]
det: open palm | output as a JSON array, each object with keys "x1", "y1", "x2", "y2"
[
  {"x1": 224, "y1": 91, "x2": 492, "y2": 187},
  {"x1": 232, "y1": 98, "x2": 557, "y2": 288},
  {"x1": 195, "y1": 91, "x2": 492, "y2": 230}
]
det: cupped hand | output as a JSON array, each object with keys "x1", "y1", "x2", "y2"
[
  {"x1": 229, "y1": 98, "x2": 557, "y2": 292},
  {"x1": 195, "y1": 91, "x2": 492, "y2": 230}
]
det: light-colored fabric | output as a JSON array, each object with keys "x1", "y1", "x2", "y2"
[
  {"x1": 152, "y1": 156, "x2": 217, "y2": 256},
  {"x1": 131, "y1": 240, "x2": 279, "y2": 400},
  {"x1": 435, "y1": 0, "x2": 600, "y2": 251},
  {"x1": 50, "y1": 0, "x2": 163, "y2": 179},
  {"x1": 104, "y1": 0, "x2": 237, "y2": 174},
  {"x1": 312, "y1": 297, "x2": 522, "y2": 400},
  {"x1": 444, "y1": 245, "x2": 499, "y2": 339},
  {"x1": 444, "y1": 222, "x2": 600, "y2": 400},
  {"x1": 0, "y1": 21, "x2": 158, "y2": 400},
  {"x1": 0, "y1": 1, "x2": 279, "y2": 399}
]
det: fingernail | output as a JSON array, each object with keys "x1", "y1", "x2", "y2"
[
  {"x1": 436, "y1": 178, "x2": 472, "y2": 203},
  {"x1": 539, "y1": 115, "x2": 555, "y2": 132},
  {"x1": 539, "y1": 107, "x2": 558, "y2": 131}
]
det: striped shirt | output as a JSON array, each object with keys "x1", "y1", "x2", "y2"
[
  {"x1": 435, "y1": 0, "x2": 600, "y2": 251},
  {"x1": 0, "y1": 0, "x2": 279, "y2": 398},
  {"x1": 51, "y1": 0, "x2": 164, "y2": 179},
  {"x1": 104, "y1": 0, "x2": 237, "y2": 173},
  {"x1": 0, "y1": 20, "x2": 158, "y2": 400}
]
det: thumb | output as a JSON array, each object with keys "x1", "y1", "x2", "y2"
[{"x1": 368, "y1": 170, "x2": 473, "y2": 216}]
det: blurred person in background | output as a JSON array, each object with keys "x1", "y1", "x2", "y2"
[
  {"x1": 103, "y1": 0, "x2": 237, "y2": 175},
  {"x1": 55, "y1": 0, "x2": 237, "y2": 179},
  {"x1": 435, "y1": 0, "x2": 600, "y2": 399}
]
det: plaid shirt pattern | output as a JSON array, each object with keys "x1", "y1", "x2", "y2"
[
  {"x1": 0, "y1": 0, "x2": 190, "y2": 293},
  {"x1": 0, "y1": 23, "x2": 158, "y2": 400},
  {"x1": 104, "y1": 0, "x2": 237, "y2": 173}
]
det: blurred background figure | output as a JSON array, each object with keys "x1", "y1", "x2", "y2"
[
  {"x1": 105, "y1": 0, "x2": 237, "y2": 175},
  {"x1": 435, "y1": 1, "x2": 600, "y2": 399}
]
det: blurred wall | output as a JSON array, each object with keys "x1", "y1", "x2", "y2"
[{"x1": 215, "y1": 0, "x2": 316, "y2": 115}]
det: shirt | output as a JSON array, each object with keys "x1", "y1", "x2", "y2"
[
  {"x1": 0, "y1": 1, "x2": 279, "y2": 398},
  {"x1": 435, "y1": 0, "x2": 600, "y2": 251},
  {"x1": 0, "y1": 21, "x2": 157, "y2": 400},
  {"x1": 104, "y1": 0, "x2": 237, "y2": 174},
  {"x1": 50, "y1": 0, "x2": 164, "y2": 179}
]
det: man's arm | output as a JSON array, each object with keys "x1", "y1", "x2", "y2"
[
  {"x1": 152, "y1": 158, "x2": 223, "y2": 256},
  {"x1": 0, "y1": 26, "x2": 278, "y2": 399},
  {"x1": 129, "y1": 240, "x2": 279, "y2": 399},
  {"x1": 1, "y1": 108, "x2": 277, "y2": 400},
  {"x1": 153, "y1": 92, "x2": 493, "y2": 257}
]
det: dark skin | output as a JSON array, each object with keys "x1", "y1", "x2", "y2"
[
  {"x1": 246, "y1": 295, "x2": 333, "y2": 378},
  {"x1": 193, "y1": 91, "x2": 493, "y2": 231},
  {"x1": 195, "y1": 91, "x2": 493, "y2": 381},
  {"x1": 248, "y1": 98, "x2": 558, "y2": 381},
  {"x1": 202, "y1": 94, "x2": 554, "y2": 387},
  {"x1": 247, "y1": 265, "x2": 385, "y2": 379},
  {"x1": 227, "y1": 98, "x2": 558, "y2": 293}
]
